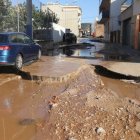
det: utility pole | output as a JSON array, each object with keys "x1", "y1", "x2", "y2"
[
  {"x1": 17, "y1": 5, "x2": 19, "y2": 32},
  {"x1": 26, "y1": 0, "x2": 32, "y2": 38}
]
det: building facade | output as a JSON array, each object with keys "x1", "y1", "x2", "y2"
[
  {"x1": 41, "y1": 3, "x2": 82, "y2": 37},
  {"x1": 99, "y1": 0, "x2": 140, "y2": 50},
  {"x1": 99, "y1": 0, "x2": 110, "y2": 41},
  {"x1": 120, "y1": 0, "x2": 140, "y2": 49},
  {"x1": 99, "y1": 0, "x2": 124, "y2": 43}
]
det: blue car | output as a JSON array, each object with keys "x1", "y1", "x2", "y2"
[{"x1": 0, "y1": 32, "x2": 42, "y2": 70}]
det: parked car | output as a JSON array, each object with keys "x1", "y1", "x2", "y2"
[
  {"x1": 63, "y1": 33, "x2": 77, "y2": 44},
  {"x1": 0, "y1": 32, "x2": 42, "y2": 70}
]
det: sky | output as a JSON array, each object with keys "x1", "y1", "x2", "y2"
[{"x1": 12, "y1": 0, "x2": 99, "y2": 23}]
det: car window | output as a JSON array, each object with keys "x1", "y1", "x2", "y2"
[
  {"x1": 10, "y1": 34, "x2": 17, "y2": 43},
  {"x1": 24, "y1": 35, "x2": 33, "y2": 44},
  {"x1": 0, "y1": 34, "x2": 8, "y2": 43},
  {"x1": 10, "y1": 34, "x2": 24, "y2": 44}
]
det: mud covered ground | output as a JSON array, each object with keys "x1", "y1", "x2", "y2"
[{"x1": 33, "y1": 65, "x2": 140, "y2": 140}]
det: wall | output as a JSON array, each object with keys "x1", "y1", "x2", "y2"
[
  {"x1": 94, "y1": 22, "x2": 104, "y2": 37},
  {"x1": 63, "y1": 8, "x2": 79, "y2": 36},
  {"x1": 133, "y1": 0, "x2": 140, "y2": 49},
  {"x1": 104, "y1": 20, "x2": 110, "y2": 41},
  {"x1": 121, "y1": 5, "x2": 133, "y2": 21},
  {"x1": 110, "y1": 0, "x2": 124, "y2": 32},
  {"x1": 133, "y1": 0, "x2": 140, "y2": 16}
]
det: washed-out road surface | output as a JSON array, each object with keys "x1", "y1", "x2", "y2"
[{"x1": 0, "y1": 56, "x2": 140, "y2": 140}]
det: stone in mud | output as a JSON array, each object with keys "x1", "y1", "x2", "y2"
[
  {"x1": 135, "y1": 121, "x2": 140, "y2": 134},
  {"x1": 68, "y1": 137, "x2": 77, "y2": 140},
  {"x1": 95, "y1": 127, "x2": 106, "y2": 135},
  {"x1": 48, "y1": 96, "x2": 59, "y2": 109},
  {"x1": 136, "y1": 113, "x2": 140, "y2": 120}
]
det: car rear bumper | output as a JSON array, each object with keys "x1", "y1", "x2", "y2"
[{"x1": 0, "y1": 55, "x2": 15, "y2": 66}]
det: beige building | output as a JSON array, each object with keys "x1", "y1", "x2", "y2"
[
  {"x1": 41, "y1": 3, "x2": 82, "y2": 36},
  {"x1": 94, "y1": 21, "x2": 104, "y2": 37}
]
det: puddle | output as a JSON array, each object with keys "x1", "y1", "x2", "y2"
[
  {"x1": 94, "y1": 65, "x2": 140, "y2": 82},
  {"x1": 46, "y1": 42, "x2": 105, "y2": 59},
  {"x1": 0, "y1": 77, "x2": 68, "y2": 140},
  {"x1": 101, "y1": 76, "x2": 140, "y2": 100}
]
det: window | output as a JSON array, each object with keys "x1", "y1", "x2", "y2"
[
  {"x1": 10, "y1": 34, "x2": 24, "y2": 44},
  {"x1": 24, "y1": 35, "x2": 33, "y2": 44},
  {"x1": 0, "y1": 35, "x2": 8, "y2": 43}
]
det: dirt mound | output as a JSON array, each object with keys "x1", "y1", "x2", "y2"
[{"x1": 35, "y1": 65, "x2": 140, "y2": 140}]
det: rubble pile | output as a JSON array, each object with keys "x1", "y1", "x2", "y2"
[{"x1": 37, "y1": 66, "x2": 140, "y2": 140}]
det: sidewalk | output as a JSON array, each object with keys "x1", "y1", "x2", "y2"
[
  {"x1": 101, "y1": 61, "x2": 140, "y2": 77},
  {"x1": 98, "y1": 43, "x2": 140, "y2": 77},
  {"x1": 98, "y1": 43, "x2": 140, "y2": 62}
]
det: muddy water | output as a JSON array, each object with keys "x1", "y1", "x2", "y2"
[
  {"x1": 101, "y1": 76, "x2": 140, "y2": 100},
  {"x1": 0, "y1": 63, "x2": 140, "y2": 140},
  {"x1": 0, "y1": 78, "x2": 67, "y2": 140}
]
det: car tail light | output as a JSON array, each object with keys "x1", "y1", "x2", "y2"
[{"x1": 0, "y1": 46, "x2": 11, "y2": 50}]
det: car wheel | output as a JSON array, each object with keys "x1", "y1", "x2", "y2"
[
  {"x1": 15, "y1": 54, "x2": 23, "y2": 70},
  {"x1": 37, "y1": 49, "x2": 41, "y2": 60}
]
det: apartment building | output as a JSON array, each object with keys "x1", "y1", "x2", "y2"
[
  {"x1": 99, "y1": 0, "x2": 110, "y2": 41},
  {"x1": 41, "y1": 3, "x2": 82, "y2": 37},
  {"x1": 99, "y1": 0, "x2": 140, "y2": 50},
  {"x1": 99, "y1": 0, "x2": 124, "y2": 43}
]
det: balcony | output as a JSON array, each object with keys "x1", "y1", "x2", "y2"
[
  {"x1": 99, "y1": 10, "x2": 110, "y2": 23},
  {"x1": 99, "y1": 0, "x2": 110, "y2": 13},
  {"x1": 121, "y1": 0, "x2": 133, "y2": 13}
]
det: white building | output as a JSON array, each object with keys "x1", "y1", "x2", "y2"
[
  {"x1": 41, "y1": 3, "x2": 82, "y2": 36},
  {"x1": 99, "y1": 0, "x2": 125, "y2": 43}
]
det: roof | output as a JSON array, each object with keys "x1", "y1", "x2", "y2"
[{"x1": 0, "y1": 32, "x2": 26, "y2": 35}]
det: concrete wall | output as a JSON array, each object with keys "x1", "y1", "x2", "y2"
[
  {"x1": 121, "y1": 5, "x2": 133, "y2": 21},
  {"x1": 133, "y1": 0, "x2": 140, "y2": 15},
  {"x1": 110, "y1": 0, "x2": 124, "y2": 32},
  {"x1": 104, "y1": 21, "x2": 110, "y2": 41},
  {"x1": 63, "y1": 8, "x2": 79, "y2": 36}
]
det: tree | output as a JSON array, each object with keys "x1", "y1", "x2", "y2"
[
  {"x1": 33, "y1": 7, "x2": 59, "y2": 29},
  {"x1": 0, "y1": 1, "x2": 59, "y2": 32},
  {"x1": 0, "y1": 0, "x2": 12, "y2": 31}
]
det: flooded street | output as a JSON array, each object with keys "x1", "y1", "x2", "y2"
[
  {"x1": 101, "y1": 76, "x2": 140, "y2": 100},
  {"x1": 0, "y1": 39, "x2": 140, "y2": 140},
  {"x1": 0, "y1": 77, "x2": 69, "y2": 140}
]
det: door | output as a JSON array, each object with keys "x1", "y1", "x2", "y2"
[
  {"x1": 10, "y1": 34, "x2": 31, "y2": 62},
  {"x1": 24, "y1": 35, "x2": 38, "y2": 59},
  {"x1": 122, "y1": 18, "x2": 131, "y2": 46}
]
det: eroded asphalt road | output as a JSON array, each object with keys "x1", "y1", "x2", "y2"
[{"x1": 0, "y1": 52, "x2": 140, "y2": 139}]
